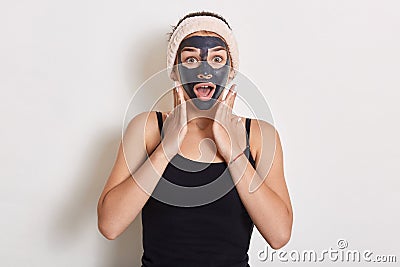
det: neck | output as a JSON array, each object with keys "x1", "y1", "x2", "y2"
[
  {"x1": 185, "y1": 100, "x2": 217, "y2": 130},
  {"x1": 192, "y1": 117, "x2": 212, "y2": 130}
]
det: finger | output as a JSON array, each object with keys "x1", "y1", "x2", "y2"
[
  {"x1": 221, "y1": 97, "x2": 230, "y2": 118},
  {"x1": 174, "y1": 85, "x2": 181, "y2": 117},
  {"x1": 166, "y1": 110, "x2": 173, "y2": 120},
  {"x1": 214, "y1": 92, "x2": 225, "y2": 118},
  {"x1": 179, "y1": 85, "x2": 186, "y2": 104},
  {"x1": 177, "y1": 84, "x2": 186, "y2": 118},
  {"x1": 229, "y1": 88, "x2": 237, "y2": 112},
  {"x1": 179, "y1": 86, "x2": 187, "y2": 115},
  {"x1": 174, "y1": 81, "x2": 183, "y2": 106},
  {"x1": 173, "y1": 86, "x2": 178, "y2": 107},
  {"x1": 176, "y1": 84, "x2": 184, "y2": 105},
  {"x1": 225, "y1": 84, "x2": 237, "y2": 112},
  {"x1": 214, "y1": 100, "x2": 224, "y2": 121},
  {"x1": 216, "y1": 83, "x2": 230, "y2": 103},
  {"x1": 232, "y1": 115, "x2": 242, "y2": 124}
]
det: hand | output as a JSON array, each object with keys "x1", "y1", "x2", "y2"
[
  {"x1": 160, "y1": 84, "x2": 188, "y2": 160},
  {"x1": 212, "y1": 84, "x2": 247, "y2": 163}
]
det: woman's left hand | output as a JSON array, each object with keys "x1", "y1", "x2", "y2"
[{"x1": 212, "y1": 84, "x2": 247, "y2": 163}]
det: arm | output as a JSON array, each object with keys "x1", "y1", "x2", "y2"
[
  {"x1": 228, "y1": 120, "x2": 293, "y2": 249},
  {"x1": 213, "y1": 85, "x2": 292, "y2": 249},
  {"x1": 97, "y1": 86, "x2": 187, "y2": 240},
  {"x1": 97, "y1": 111, "x2": 170, "y2": 240}
]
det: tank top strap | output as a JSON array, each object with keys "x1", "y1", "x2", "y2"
[
  {"x1": 244, "y1": 117, "x2": 256, "y2": 168},
  {"x1": 156, "y1": 111, "x2": 164, "y2": 139},
  {"x1": 245, "y1": 117, "x2": 251, "y2": 148}
]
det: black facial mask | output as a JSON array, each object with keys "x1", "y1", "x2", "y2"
[{"x1": 177, "y1": 35, "x2": 231, "y2": 110}]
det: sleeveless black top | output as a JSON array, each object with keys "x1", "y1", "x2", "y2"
[{"x1": 141, "y1": 111, "x2": 256, "y2": 267}]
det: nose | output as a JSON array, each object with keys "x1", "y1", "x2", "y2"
[
  {"x1": 197, "y1": 73, "x2": 212, "y2": 79},
  {"x1": 197, "y1": 61, "x2": 213, "y2": 79}
]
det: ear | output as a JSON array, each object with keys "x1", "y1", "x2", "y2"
[{"x1": 170, "y1": 56, "x2": 180, "y2": 81}]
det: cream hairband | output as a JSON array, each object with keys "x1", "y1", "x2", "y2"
[{"x1": 166, "y1": 15, "x2": 239, "y2": 84}]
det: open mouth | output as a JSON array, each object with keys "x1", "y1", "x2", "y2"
[{"x1": 193, "y1": 82, "x2": 216, "y2": 100}]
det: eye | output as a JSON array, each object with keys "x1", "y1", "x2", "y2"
[
  {"x1": 213, "y1": 56, "x2": 223, "y2": 63},
  {"x1": 185, "y1": 57, "x2": 198, "y2": 64}
]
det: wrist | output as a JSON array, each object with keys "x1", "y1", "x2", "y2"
[
  {"x1": 152, "y1": 144, "x2": 174, "y2": 163},
  {"x1": 224, "y1": 146, "x2": 245, "y2": 164},
  {"x1": 226, "y1": 149, "x2": 249, "y2": 185},
  {"x1": 228, "y1": 150, "x2": 245, "y2": 165}
]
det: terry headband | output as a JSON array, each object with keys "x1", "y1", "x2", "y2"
[{"x1": 167, "y1": 15, "x2": 239, "y2": 84}]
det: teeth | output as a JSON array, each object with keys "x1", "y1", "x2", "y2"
[
  {"x1": 198, "y1": 85, "x2": 213, "y2": 89},
  {"x1": 196, "y1": 84, "x2": 213, "y2": 97}
]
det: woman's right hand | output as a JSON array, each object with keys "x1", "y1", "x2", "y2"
[{"x1": 159, "y1": 84, "x2": 188, "y2": 160}]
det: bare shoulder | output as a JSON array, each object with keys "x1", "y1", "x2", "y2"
[
  {"x1": 249, "y1": 118, "x2": 278, "y2": 142},
  {"x1": 125, "y1": 111, "x2": 164, "y2": 156},
  {"x1": 247, "y1": 118, "x2": 281, "y2": 168}
]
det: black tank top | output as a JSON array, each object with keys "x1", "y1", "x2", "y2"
[{"x1": 141, "y1": 111, "x2": 256, "y2": 267}]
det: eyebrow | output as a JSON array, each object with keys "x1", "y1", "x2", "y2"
[
  {"x1": 209, "y1": 46, "x2": 227, "y2": 52},
  {"x1": 181, "y1": 46, "x2": 227, "y2": 53},
  {"x1": 181, "y1": 47, "x2": 199, "y2": 52}
]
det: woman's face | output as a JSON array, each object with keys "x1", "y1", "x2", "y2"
[{"x1": 176, "y1": 31, "x2": 231, "y2": 110}]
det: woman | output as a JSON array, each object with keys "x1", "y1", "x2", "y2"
[{"x1": 97, "y1": 11, "x2": 293, "y2": 267}]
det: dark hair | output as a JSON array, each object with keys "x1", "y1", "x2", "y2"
[{"x1": 167, "y1": 11, "x2": 232, "y2": 42}]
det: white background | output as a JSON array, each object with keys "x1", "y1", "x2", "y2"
[{"x1": 1, "y1": 0, "x2": 399, "y2": 266}]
